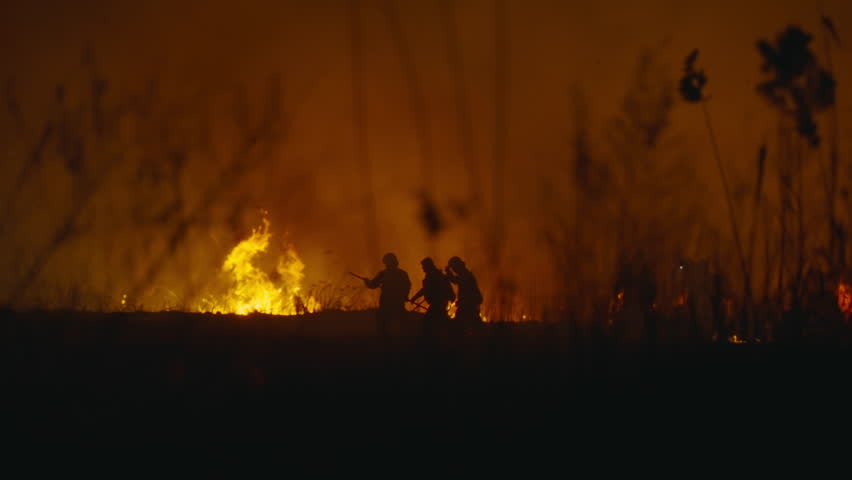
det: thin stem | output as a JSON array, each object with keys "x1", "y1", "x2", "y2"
[
  {"x1": 383, "y1": 0, "x2": 434, "y2": 191},
  {"x1": 492, "y1": 0, "x2": 506, "y2": 265},
  {"x1": 349, "y1": 0, "x2": 380, "y2": 262},
  {"x1": 823, "y1": 19, "x2": 842, "y2": 268},
  {"x1": 701, "y1": 101, "x2": 749, "y2": 288},
  {"x1": 438, "y1": 0, "x2": 482, "y2": 214}
]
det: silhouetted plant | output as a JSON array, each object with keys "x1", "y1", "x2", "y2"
[
  {"x1": 418, "y1": 193, "x2": 444, "y2": 236},
  {"x1": 1, "y1": 49, "x2": 299, "y2": 310},
  {"x1": 679, "y1": 49, "x2": 706, "y2": 103},
  {"x1": 752, "y1": 25, "x2": 843, "y2": 341},
  {"x1": 679, "y1": 49, "x2": 751, "y2": 338},
  {"x1": 756, "y1": 26, "x2": 835, "y2": 147}
]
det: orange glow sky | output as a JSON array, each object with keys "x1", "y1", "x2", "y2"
[{"x1": 1, "y1": 0, "x2": 851, "y2": 310}]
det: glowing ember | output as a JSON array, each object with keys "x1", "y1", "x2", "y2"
[
  {"x1": 197, "y1": 218, "x2": 317, "y2": 315},
  {"x1": 609, "y1": 289, "x2": 625, "y2": 314},
  {"x1": 837, "y1": 282, "x2": 852, "y2": 317}
]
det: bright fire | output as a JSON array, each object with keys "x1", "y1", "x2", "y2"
[{"x1": 197, "y1": 217, "x2": 318, "y2": 315}]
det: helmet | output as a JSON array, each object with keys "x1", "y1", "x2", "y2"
[
  {"x1": 382, "y1": 252, "x2": 399, "y2": 268},
  {"x1": 448, "y1": 256, "x2": 465, "y2": 270}
]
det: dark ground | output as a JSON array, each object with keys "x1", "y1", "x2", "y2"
[{"x1": 2, "y1": 309, "x2": 852, "y2": 456}]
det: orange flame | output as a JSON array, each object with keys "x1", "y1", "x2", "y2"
[{"x1": 197, "y1": 217, "x2": 318, "y2": 315}]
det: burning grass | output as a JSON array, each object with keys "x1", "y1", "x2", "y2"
[{"x1": 196, "y1": 217, "x2": 319, "y2": 316}]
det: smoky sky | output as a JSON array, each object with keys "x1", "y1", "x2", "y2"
[{"x1": 1, "y1": 0, "x2": 851, "y2": 309}]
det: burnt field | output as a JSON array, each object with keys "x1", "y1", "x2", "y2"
[{"x1": 3, "y1": 309, "x2": 852, "y2": 451}]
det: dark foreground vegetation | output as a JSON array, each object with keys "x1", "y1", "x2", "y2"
[{"x1": 3, "y1": 309, "x2": 852, "y2": 454}]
